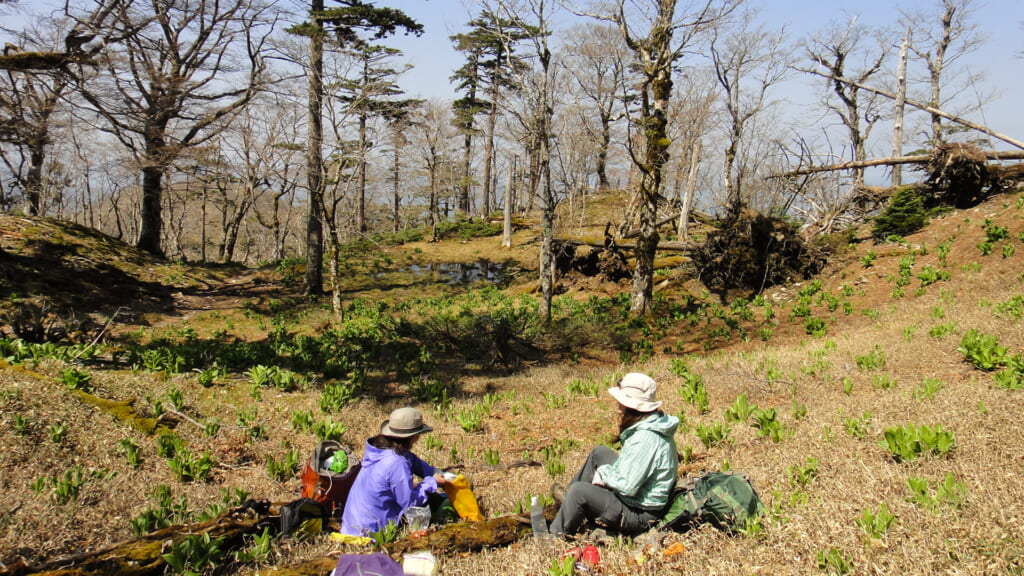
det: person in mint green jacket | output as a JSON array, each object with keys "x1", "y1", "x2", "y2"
[{"x1": 548, "y1": 373, "x2": 679, "y2": 537}]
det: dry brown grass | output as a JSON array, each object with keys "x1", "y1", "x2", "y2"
[{"x1": 1, "y1": 191, "x2": 1023, "y2": 575}]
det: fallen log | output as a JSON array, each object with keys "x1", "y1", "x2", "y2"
[
  {"x1": 554, "y1": 238, "x2": 698, "y2": 252},
  {"x1": 5, "y1": 505, "x2": 273, "y2": 576},
  {"x1": 273, "y1": 514, "x2": 537, "y2": 575},
  {"x1": 621, "y1": 210, "x2": 715, "y2": 239},
  {"x1": 772, "y1": 151, "x2": 1024, "y2": 178}
]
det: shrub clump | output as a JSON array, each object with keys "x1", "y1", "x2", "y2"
[{"x1": 872, "y1": 186, "x2": 927, "y2": 240}]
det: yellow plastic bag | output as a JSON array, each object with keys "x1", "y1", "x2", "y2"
[{"x1": 442, "y1": 474, "x2": 484, "y2": 522}]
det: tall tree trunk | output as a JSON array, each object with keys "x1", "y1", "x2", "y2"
[
  {"x1": 305, "y1": 0, "x2": 325, "y2": 295},
  {"x1": 595, "y1": 111, "x2": 612, "y2": 190},
  {"x1": 358, "y1": 113, "x2": 368, "y2": 233},
  {"x1": 482, "y1": 99, "x2": 497, "y2": 216},
  {"x1": 892, "y1": 27, "x2": 910, "y2": 186},
  {"x1": 137, "y1": 162, "x2": 165, "y2": 257},
  {"x1": 502, "y1": 157, "x2": 514, "y2": 248},
  {"x1": 24, "y1": 146, "x2": 44, "y2": 216},
  {"x1": 392, "y1": 137, "x2": 401, "y2": 233},
  {"x1": 678, "y1": 139, "x2": 700, "y2": 241}
]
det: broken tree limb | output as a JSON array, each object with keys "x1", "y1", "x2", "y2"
[
  {"x1": 7, "y1": 505, "x2": 272, "y2": 576},
  {"x1": 794, "y1": 67, "x2": 1024, "y2": 150},
  {"x1": 772, "y1": 150, "x2": 1024, "y2": 178},
  {"x1": 621, "y1": 210, "x2": 715, "y2": 239}
]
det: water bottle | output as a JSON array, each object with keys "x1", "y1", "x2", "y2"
[{"x1": 530, "y1": 496, "x2": 549, "y2": 538}]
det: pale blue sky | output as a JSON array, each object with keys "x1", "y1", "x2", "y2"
[
  {"x1": 389, "y1": 0, "x2": 1023, "y2": 151},
  {"x1": 4, "y1": 0, "x2": 1022, "y2": 151}
]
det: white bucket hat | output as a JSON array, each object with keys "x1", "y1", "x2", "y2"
[
  {"x1": 608, "y1": 373, "x2": 662, "y2": 412},
  {"x1": 380, "y1": 407, "x2": 433, "y2": 438}
]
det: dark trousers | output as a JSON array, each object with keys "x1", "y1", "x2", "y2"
[{"x1": 548, "y1": 445, "x2": 660, "y2": 536}]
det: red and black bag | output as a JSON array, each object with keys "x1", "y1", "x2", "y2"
[{"x1": 299, "y1": 440, "x2": 360, "y2": 515}]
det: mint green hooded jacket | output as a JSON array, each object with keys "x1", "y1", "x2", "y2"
[{"x1": 596, "y1": 412, "x2": 679, "y2": 511}]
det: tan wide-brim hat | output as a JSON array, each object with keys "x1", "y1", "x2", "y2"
[
  {"x1": 380, "y1": 407, "x2": 433, "y2": 438},
  {"x1": 608, "y1": 372, "x2": 663, "y2": 412}
]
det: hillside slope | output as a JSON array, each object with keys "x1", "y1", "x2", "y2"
[{"x1": 0, "y1": 190, "x2": 1022, "y2": 575}]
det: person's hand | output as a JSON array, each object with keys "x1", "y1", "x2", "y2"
[{"x1": 434, "y1": 474, "x2": 450, "y2": 487}]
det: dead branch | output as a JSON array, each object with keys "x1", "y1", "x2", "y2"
[
  {"x1": 772, "y1": 150, "x2": 1024, "y2": 178},
  {"x1": 794, "y1": 67, "x2": 1024, "y2": 150}
]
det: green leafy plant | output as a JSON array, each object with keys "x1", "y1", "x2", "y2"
[
  {"x1": 993, "y1": 354, "x2": 1024, "y2": 390},
  {"x1": 131, "y1": 486, "x2": 191, "y2": 536},
  {"x1": 880, "y1": 424, "x2": 955, "y2": 462},
  {"x1": 750, "y1": 407, "x2": 786, "y2": 442},
  {"x1": 958, "y1": 329, "x2": 1008, "y2": 370},
  {"x1": 168, "y1": 450, "x2": 217, "y2": 483},
  {"x1": 290, "y1": 410, "x2": 314, "y2": 432},
  {"x1": 456, "y1": 405, "x2": 485, "y2": 433},
  {"x1": 804, "y1": 316, "x2": 827, "y2": 337},
  {"x1": 484, "y1": 448, "x2": 501, "y2": 466},
  {"x1": 266, "y1": 449, "x2": 301, "y2": 482},
  {"x1": 13, "y1": 413, "x2": 31, "y2": 436},
  {"x1": 60, "y1": 367, "x2": 93, "y2": 392},
  {"x1": 871, "y1": 374, "x2": 898, "y2": 390},
  {"x1": 234, "y1": 526, "x2": 273, "y2": 564},
  {"x1": 913, "y1": 377, "x2": 945, "y2": 400},
  {"x1": 312, "y1": 419, "x2": 347, "y2": 442},
  {"x1": 917, "y1": 265, "x2": 950, "y2": 287},
  {"x1": 546, "y1": 555, "x2": 576, "y2": 576},
  {"x1": 695, "y1": 422, "x2": 732, "y2": 448},
  {"x1": 157, "y1": 434, "x2": 185, "y2": 458},
  {"x1": 320, "y1": 381, "x2": 360, "y2": 412},
  {"x1": 788, "y1": 456, "x2": 819, "y2": 488},
  {"x1": 855, "y1": 346, "x2": 887, "y2": 371},
  {"x1": 48, "y1": 422, "x2": 68, "y2": 444},
  {"x1": 907, "y1": 472, "x2": 967, "y2": 511},
  {"x1": 996, "y1": 295, "x2": 1024, "y2": 320},
  {"x1": 842, "y1": 412, "x2": 872, "y2": 439},
  {"x1": 929, "y1": 322, "x2": 957, "y2": 338},
  {"x1": 161, "y1": 532, "x2": 226, "y2": 576},
  {"x1": 855, "y1": 502, "x2": 896, "y2": 540},
  {"x1": 860, "y1": 250, "x2": 877, "y2": 268},
  {"x1": 119, "y1": 438, "x2": 143, "y2": 470},
  {"x1": 566, "y1": 378, "x2": 599, "y2": 397},
  {"x1": 369, "y1": 521, "x2": 400, "y2": 547},
  {"x1": 724, "y1": 394, "x2": 757, "y2": 423},
  {"x1": 408, "y1": 375, "x2": 451, "y2": 407},
  {"x1": 672, "y1": 360, "x2": 709, "y2": 414},
  {"x1": 167, "y1": 386, "x2": 185, "y2": 411},
  {"x1": 816, "y1": 547, "x2": 853, "y2": 575}
]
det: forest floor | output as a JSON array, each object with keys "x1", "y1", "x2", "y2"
[{"x1": 0, "y1": 187, "x2": 1023, "y2": 576}]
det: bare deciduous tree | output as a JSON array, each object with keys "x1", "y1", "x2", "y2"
[
  {"x1": 900, "y1": 0, "x2": 984, "y2": 145},
  {"x1": 709, "y1": 9, "x2": 789, "y2": 216},
  {"x1": 68, "y1": 0, "x2": 279, "y2": 257},
  {"x1": 578, "y1": 0, "x2": 740, "y2": 315},
  {"x1": 807, "y1": 16, "x2": 888, "y2": 187}
]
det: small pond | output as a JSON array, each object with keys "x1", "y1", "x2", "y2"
[{"x1": 374, "y1": 261, "x2": 511, "y2": 287}]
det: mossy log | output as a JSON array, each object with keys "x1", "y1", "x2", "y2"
[
  {"x1": 5, "y1": 507, "x2": 271, "y2": 576},
  {"x1": 384, "y1": 514, "x2": 531, "y2": 557},
  {"x1": 272, "y1": 515, "x2": 535, "y2": 575},
  {"x1": 70, "y1": 389, "x2": 175, "y2": 435}
]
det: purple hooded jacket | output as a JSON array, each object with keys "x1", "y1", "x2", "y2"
[{"x1": 340, "y1": 439, "x2": 439, "y2": 536}]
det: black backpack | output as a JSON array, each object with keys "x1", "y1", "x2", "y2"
[
  {"x1": 279, "y1": 498, "x2": 329, "y2": 539},
  {"x1": 658, "y1": 471, "x2": 764, "y2": 532}
]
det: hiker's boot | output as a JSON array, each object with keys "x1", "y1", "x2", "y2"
[{"x1": 550, "y1": 483, "x2": 565, "y2": 506}]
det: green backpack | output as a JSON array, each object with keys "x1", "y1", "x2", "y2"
[{"x1": 658, "y1": 471, "x2": 764, "y2": 532}]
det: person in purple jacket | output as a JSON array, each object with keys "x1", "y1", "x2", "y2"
[{"x1": 341, "y1": 407, "x2": 450, "y2": 536}]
